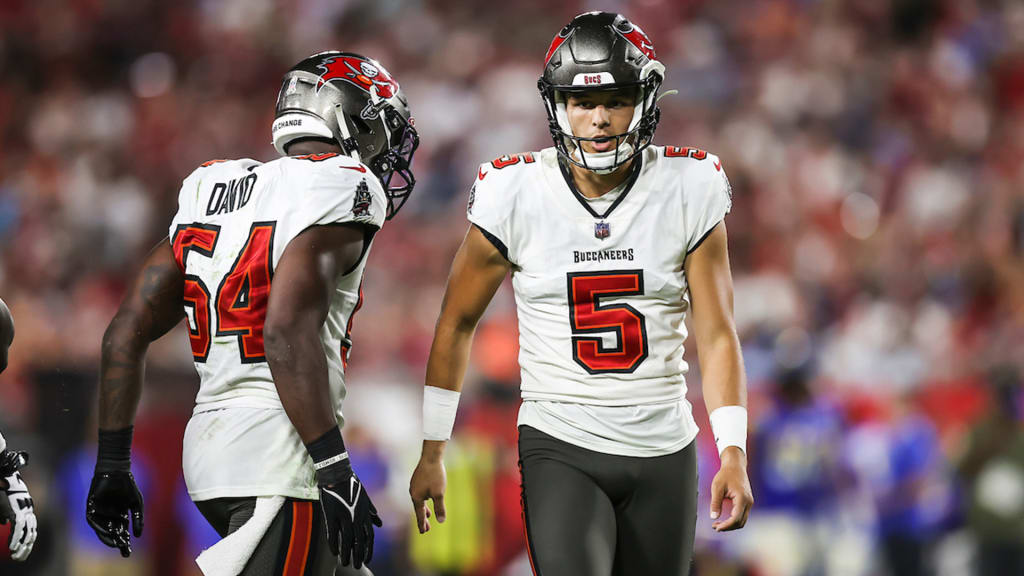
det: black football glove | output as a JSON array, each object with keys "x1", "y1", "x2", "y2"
[
  {"x1": 86, "y1": 426, "x2": 143, "y2": 557},
  {"x1": 320, "y1": 472, "x2": 382, "y2": 569},
  {"x1": 307, "y1": 427, "x2": 382, "y2": 570},
  {"x1": 0, "y1": 449, "x2": 27, "y2": 478},
  {"x1": 86, "y1": 470, "x2": 144, "y2": 557}
]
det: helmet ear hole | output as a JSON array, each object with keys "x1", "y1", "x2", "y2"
[{"x1": 349, "y1": 114, "x2": 372, "y2": 134}]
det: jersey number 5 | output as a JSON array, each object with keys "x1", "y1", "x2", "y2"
[
  {"x1": 566, "y1": 270, "x2": 649, "y2": 374},
  {"x1": 172, "y1": 222, "x2": 276, "y2": 363}
]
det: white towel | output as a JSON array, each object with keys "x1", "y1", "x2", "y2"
[{"x1": 195, "y1": 496, "x2": 286, "y2": 576}]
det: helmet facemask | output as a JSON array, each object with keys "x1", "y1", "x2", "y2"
[
  {"x1": 368, "y1": 105, "x2": 419, "y2": 219},
  {"x1": 332, "y1": 89, "x2": 420, "y2": 219},
  {"x1": 540, "y1": 65, "x2": 663, "y2": 174}
]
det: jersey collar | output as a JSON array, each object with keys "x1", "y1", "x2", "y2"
[{"x1": 557, "y1": 154, "x2": 643, "y2": 220}]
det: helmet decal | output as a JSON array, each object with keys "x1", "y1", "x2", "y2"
[
  {"x1": 544, "y1": 26, "x2": 574, "y2": 67},
  {"x1": 615, "y1": 22, "x2": 657, "y2": 60},
  {"x1": 315, "y1": 54, "x2": 398, "y2": 99}
]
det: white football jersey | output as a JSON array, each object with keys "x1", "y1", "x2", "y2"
[
  {"x1": 168, "y1": 153, "x2": 386, "y2": 500},
  {"x1": 467, "y1": 146, "x2": 732, "y2": 455}
]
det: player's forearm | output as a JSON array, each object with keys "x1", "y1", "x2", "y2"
[
  {"x1": 423, "y1": 225, "x2": 508, "y2": 395},
  {"x1": 424, "y1": 315, "x2": 477, "y2": 393},
  {"x1": 265, "y1": 324, "x2": 338, "y2": 444},
  {"x1": 418, "y1": 316, "x2": 477, "y2": 461},
  {"x1": 99, "y1": 242, "x2": 185, "y2": 430},
  {"x1": 98, "y1": 313, "x2": 149, "y2": 430},
  {"x1": 698, "y1": 330, "x2": 749, "y2": 461},
  {"x1": 698, "y1": 330, "x2": 746, "y2": 413}
]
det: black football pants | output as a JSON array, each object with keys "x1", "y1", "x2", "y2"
[
  {"x1": 195, "y1": 496, "x2": 372, "y2": 576},
  {"x1": 518, "y1": 425, "x2": 698, "y2": 576}
]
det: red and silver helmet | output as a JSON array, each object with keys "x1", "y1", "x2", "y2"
[
  {"x1": 538, "y1": 12, "x2": 665, "y2": 174},
  {"x1": 272, "y1": 51, "x2": 419, "y2": 219}
]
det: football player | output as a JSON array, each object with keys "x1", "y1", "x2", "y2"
[
  {"x1": 0, "y1": 297, "x2": 38, "y2": 563},
  {"x1": 86, "y1": 51, "x2": 418, "y2": 574},
  {"x1": 410, "y1": 12, "x2": 752, "y2": 574}
]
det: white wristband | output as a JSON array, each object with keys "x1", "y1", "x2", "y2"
[
  {"x1": 423, "y1": 386, "x2": 461, "y2": 441},
  {"x1": 709, "y1": 405, "x2": 747, "y2": 457},
  {"x1": 313, "y1": 452, "x2": 349, "y2": 471}
]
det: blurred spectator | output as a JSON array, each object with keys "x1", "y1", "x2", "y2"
[
  {"x1": 955, "y1": 366, "x2": 1024, "y2": 576},
  {"x1": 741, "y1": 364, "x2": 845, "y2": 576},
  {"x1": 843, "y1": 393, "x2": 955, "y2": 576}
]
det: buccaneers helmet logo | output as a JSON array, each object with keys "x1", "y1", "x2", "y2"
[{"x1": 316, "y1": 55, "x2": 398, "y2": 100}]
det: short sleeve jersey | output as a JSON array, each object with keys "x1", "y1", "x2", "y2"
[
  {"x1": 169, "y1": 153, "x2": 386, "y2": 415},
  {"x1": 467, "y1": 146, "x2": 732, "y2": 454}
]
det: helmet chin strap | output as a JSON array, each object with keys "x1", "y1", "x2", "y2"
[
  {"x1": 332, "y1": 103, "x2": 361, "y2": 163},
  {"x1": 569, "y1": 139, "x2": 635, "y2": 174}
]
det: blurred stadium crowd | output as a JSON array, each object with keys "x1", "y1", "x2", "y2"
[{"x1": 0, "y1": 0, "x2": 1022, "y2": 575}]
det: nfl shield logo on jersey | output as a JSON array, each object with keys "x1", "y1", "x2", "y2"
[{"x1": 595, "y1": 221, "x2": 610, "y2": 239}]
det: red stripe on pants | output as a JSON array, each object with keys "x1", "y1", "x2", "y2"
[{"x1": 283, "y1": 501, "x2": 313, "y2": 576}]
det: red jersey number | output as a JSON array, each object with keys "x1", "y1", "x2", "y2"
[
  {"x1": 215, "y1": 223, "x2": 275, "y2": 363},
  {"x1": 293, "y1": 152, "x2": 340, "y2": 162},
  {"x1": 172, "y1": 224, "x2": 220, "y2": 362},
  {"x1": 664, "y1": 146, "x2": 708, "y2": 160},
  {"x1": 566, "y1": 270, "x2": 649, "y2": 374},
  {"x1": 490, "y1": 153, "x2": 536, "y2": 170},
  {"x1": 172, "y1": 222, "x2": 276, "y2": 363}
]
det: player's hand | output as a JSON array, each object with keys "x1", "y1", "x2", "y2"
[
  {"x1": 86, "y1": 470, "x2": 144, "y2": 557},
  {"x1": 1, "y1": 465, "x2": 37, "y2": 562},
  {"x1": 710, "y1": 447, "x2": 753, "y2": 532},
  {"x1": 409, "y1": 453, "x2": 447, "y2": 534},
  {"x1": 0, "y1": 449, "x2": 28, "y2": 479},
  {"x1": 319, "y1": 471, "x2": 382, "y2": 569}
]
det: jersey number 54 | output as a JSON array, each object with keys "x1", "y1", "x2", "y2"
[{"x1": 172, "y1": 222, "x2": 276, "y2": 363}]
